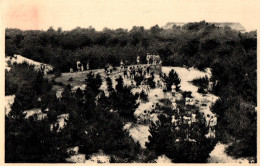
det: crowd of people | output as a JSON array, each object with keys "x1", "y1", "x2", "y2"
[
  {"x1": 69, "y1": 55, "x2": 217, "y2": 140},
  {"x1": 146, "y1": 53, "x2": 162, "y2": 65},
  {"x1": 70, "y1": 53, "x2": 162, "y2": 74},
  {"x1": 70, "y1": 61, "x2": 90, "y2": 73}
]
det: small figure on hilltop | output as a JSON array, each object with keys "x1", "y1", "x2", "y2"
[
  {"x1": 105, "y1": 63, "x2": 109, "y2": 74},
  {"x1": 123, "y1": 65, "x2": 128, "y2": 78},
  {"x1": 130, "y1": 66, "x2": 136, "y2": 79},
  {"x1": 120, "y1": 60, "x2": 124, "y2": 71},
  {"x1": 146, "y1": 53, "x2": 150, "y2": 65},
  {"x1": 81, "y1": 64, "x2": 84, "y2": 72},
  {"x1": 137, "y1": 55, "x2": 140, "y2": 64},
  {"x1": 76, "y1": 61, "x2": 81, "y2": 71},
  {"x1": 86, "y1": 62, "x2": 89, "y2": 70},
  {"x1": 109, "y1": 64, "x2": 113, "y2": 74}
]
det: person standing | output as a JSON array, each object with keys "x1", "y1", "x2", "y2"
[
  {"x1": 81, "y1": 64, "x2": 84, "y2": 72},
  {"x1": 146, "y1": 65, "x2": 150, "y2": 75},
  {"x1": 132, "y1": 66, "x2": 136, "y2": 78},
  {"x1": 191, "y1": 113, "x2": 196, "y2": 123},
  {"x1": 209, "y1": 116, "x2": 215, "y2": 138},
  {"x1": 130, "y1": 81, "x2": 135, "y2": 89},
  {"x1": 128, "y1": 66, "x2": 132, "y2": 78},
  {"x1": 105, "y1": 63, "x2": 109, "y2": 74},
  {"x1": 76, "y1": 61, "x2": 81, "y2": 71},
  {"x1": 86, "y1": 62, "x2": 89, "y2": 70},
  {"x1": 137, "y1": 56, "x2": 140, "y2": 64},
  {"x1": 109, "y1": 64, "x2": 113, "y2": 74},
  {"x1": 120, "y1": 60, "x2": 124, "y2": 71},
  {"x1": 146, "y1": 53, "x2": 150, "y2": 64},
  {"x1": 138, "y1": 66, "x2": 143, "y2": 76},
  {"x1": 123, "y1": 66, "x2": 128, "y2": 78}
]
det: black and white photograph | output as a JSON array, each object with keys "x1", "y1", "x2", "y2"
[{"x1": 1, "y1": 0, "x2": 258, "y2": 164}]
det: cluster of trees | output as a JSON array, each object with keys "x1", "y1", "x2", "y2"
[
  {"x1": 6, "y1": 63, "x2": 53, "y2": 117},
  {"x1": 5, "y1": 117, "x2": 69, "y2": 162},
  {"x1": 146, "y1": 97, "x2": 217, "y2": 163},
  {"x1": 191, "y1": 52, "x2": 257, "y2": 159},
  {"x1": 6, "y1": 69, "x2": 142, "y2": 162},
  {"x1": 205, "y1": 31, "x2": 256, "y2": 159},
  {"x1": 5, "y1": 63, "x2": 67, "y2": 162},
  {"x1": 5, "y1": 62, "x2": 52, "y2": 96}
]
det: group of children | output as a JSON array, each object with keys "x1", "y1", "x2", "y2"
[
  {"x1": 171, "y1": 96, "x2": 217, "y2": 139},
  {"x1": 134, "y1": 74, "x2": 218, "y2": 140},
  {"x1": 121, "y1": 64, "x2": 151, "y2": 79},
  {"x1": 70, "y1": 61, "x2": 89, "y2": 73},
  {"x1": 72, "y1": 58, "x2": 217, "y2": 140},
  {"x1": 146, "y1": 53, "x2": 162, "y2": 65}
]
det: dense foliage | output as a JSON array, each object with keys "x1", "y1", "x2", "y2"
[
  {"x1": 7, "y1": 63, "x2": 52, "y2": 116},
  {"x1": 5, "y1": 117, "x2": 69, "y2": 163},
  {"x1": 5, "y1": 21, "x2": 257, "y2": 161},
  {"x1": 160, "y1": 69, "x2": 181, "y2": 91},
  {"x1": 146, "y1": 103, "x2": 216, "y2": 163},
  {"x1": 6, "y1": 70, "x2": 141, "y2": 162}
]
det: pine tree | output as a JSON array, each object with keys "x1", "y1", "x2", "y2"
[
  {"x1": 140, "y1": 90, "x2": 148, "y2": 103},
  {"x1": 115, "y1": 75, "x2": 124, "y2": 92},
  {"x1": 161, "y1": 69, "x2": 181, "y2": 91},
  {"x1": 146, "y1": 113, "x2": 217, "y2": 163},
  {"x1": 106, "y1": 76, "x2": 114, "y2": 92},
  {"x1": 85, "y1": 72, "x2": 102, "y2": 93},
  {"x1": 10, "y1": 85, "x2": 38, "y2": 117},
  {"x1": 5, "y1": 117, "x2": 68, "y2": 163},
  {"x1": 134, "y1": 75, "x2": 144, "y2": 87}
]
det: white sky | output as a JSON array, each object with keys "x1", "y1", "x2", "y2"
[{"x1": 1, "y1": 0, "x2": 260, "y2": 31}]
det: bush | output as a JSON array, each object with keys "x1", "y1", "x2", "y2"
[
  {"x1": 191, "y1": 76, "x2": 209, "y2": 90},
  {"x1": 53, "y1": 68, "x2": 61, "y2": 77},
  {"x1": 85, "y1": 72, "x2": 102, "y2": 93},
  {"x1": 139, "y1": 90, "x2": 148, "y2": 103},
  {"x1": 161, "y1": 69, "x2": 181, "y2": 91},
  {"x1": 147, "y1": 77, "x2": 156, "y2": 89},
  {"x1": 146, "y1": 114, "x2": 217, "y2": 163},
  {"x1": 134, "y1": 75, "x2": 144, "y2": 87},
  {"x1": 197, "y1": 87, "x2": 207, "y2": 94},
  {"x1": 68, "y1": 77, "x2": 73, "y2": 82},
  {"x1": 106, "y1": 76, "x2": 114, "y2": 92}
]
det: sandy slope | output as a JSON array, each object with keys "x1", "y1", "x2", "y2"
[
  {"x1": 162, "y1": 66, "x2": 218, "y2": 116},
  {"x1": 207, "y1": 143, "x2": 249, "y2": 163},
  {"x1": 127, "y1": 66, "x2": 219, "y2": 149}
]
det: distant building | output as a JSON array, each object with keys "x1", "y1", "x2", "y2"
[{"x1": 162, "y1": 22, "x2": 246, "y2": 32}]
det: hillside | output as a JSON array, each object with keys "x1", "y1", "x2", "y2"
[
  {"x1": 5, "y1": 54, "x2": 54, "y2": 74},
  {"x1": 5, "y1": 21, "x2": 256, "y2": 163}
]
